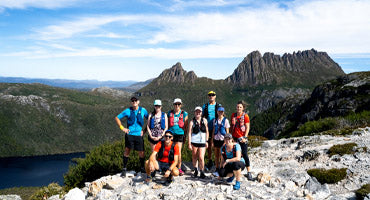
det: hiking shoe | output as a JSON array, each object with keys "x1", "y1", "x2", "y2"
[
  {"x1": 233, "y1": 181, "x2": 241, "y2": 190},
  {"x1": 246, "y1": 172, "x2": 253, "y2": 181},
  {"x1": 120, "y1": 168, "x2": 127, "y2": 177},
  {"x1": 164, "y1": 175, "x2": 174, "y2": 186},
  {"x1": 179, "y1": 168, "x2": 184, "y2": 176},
  {"x1": 226, "y1": 176, "x2": 235, "y2": 183},
  {"x1": 193, "y1": 168, "x2": 198, "y2": 178},
  {"x1": 145, "y1": 176, "x2": 152, "y2": 184},
  {"x1": 206, "y1": 160, "x2": 213, "y2": 169},
  {"x1": 200, "y1": 171, "x2": 206, "y2": 179},
  {"x1": 150, "y1": 171, "x2": 157, "y2": 178},
  {"x1": 212, "y1": 171, "x2": 219, "y2": 177},
  {"x1": 140, "y1": 167, "x2": 146, "y2": 174}
]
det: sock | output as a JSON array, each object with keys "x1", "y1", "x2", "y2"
[
  {"x1": 123, "y1": 156, "x2": 129, "y2": 169},
  {"x1": 140, "y1": 158, "x2": 145, "y2": 169}
]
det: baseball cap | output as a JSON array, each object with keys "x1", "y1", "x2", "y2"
[
  {"x1": 224, "y1": 133, "x2": 232, "y2": 139},
  {"x1": 217, "y1": 107, "x2": 225, "y2": 112},
  {"x1": 194, "y1": 106, "x2": 202, "y2": 112},
  {"x1": 154, "y1": 99, "x2": 162, "y2": 106},
  {"x1": 165, "y1": 129, "x2": 174, "y2": 135},
  {"x1": 173, "y1": 98, "x2": 182, "y2": 104},
  {"x1": 208, "y1": 91, "x2": 216, "y2": 95},
  {"x1": 130, "y1": 96, "x2": 139, "y2": 101}
]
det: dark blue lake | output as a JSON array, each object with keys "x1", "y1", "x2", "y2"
[{"x1": 0, "y1": 153, "x2": 85, "y2": 189}]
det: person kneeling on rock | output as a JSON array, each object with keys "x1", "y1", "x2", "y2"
[
  {"x1": 219, "y1": 133, "x2": 246, "y2": 190},
  {"x1": 145, "y1": 130, "x2": 180, "y2": 185}
]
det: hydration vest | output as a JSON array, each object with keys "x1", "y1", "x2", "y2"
[
  {"x1": 157, "y1": 141, "x2": 175, "y2": 162},
  {"x1": 203, "y1": 102, "x2": 221, "y2": 119},
  {"x1": 214, "y1": 117, "x2": 227, "y2": 135},
  {"x1": 231, "y1": 112, "x2": 246, "y2": 132},
  {"x1": 192, "y1": 117, "x2": 206, "y2": 134},
  {"x1": 127, "y1": 107, "x2": 144, "y2": 128},
  {"x1": 169, "y1": 110, "x2": 185, "y2": 129},
  {"x1": 149, "y1": 112, "x2": 166, "y2": 130},
  {"x1": 222, "y1": 144, "x2": 237, "y2": 161}
]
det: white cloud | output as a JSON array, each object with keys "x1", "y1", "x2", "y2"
[
  {"x1": 16, "y1": 0, "x2": 370, "y2": 59},
  {"x1": 0, "y1": 0, "x2": 83, "y2": 9}
]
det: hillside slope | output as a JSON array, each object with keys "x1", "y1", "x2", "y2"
[{"x1": 0, "y1": 83, "x2": 128, "y2": 157}]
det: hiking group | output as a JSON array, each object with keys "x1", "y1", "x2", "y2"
[{"x1": 114, "y1": 91, "x2": 252, "y2": 190}]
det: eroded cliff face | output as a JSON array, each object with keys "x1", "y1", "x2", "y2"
[
  {"x1": 150, "y1": 62, "x2": 197, "y2": 86},
  {"x1": 226, "y1": 49, "x2": 344, "y2": 87}
]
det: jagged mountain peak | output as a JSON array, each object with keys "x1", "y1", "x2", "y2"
[
  {"x1": 226, "y1": 49, "x2": 344, "y2": 87},
  {"x1": 151, "y1": 62, "x2": 198, "y2": 86}
]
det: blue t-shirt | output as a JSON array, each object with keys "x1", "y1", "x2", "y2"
[
  {"x1": 117, "y1": 107, "x2": 148, "y2": 136},
  {"x1": 221, "y1": 143, "x2": 245, "y2": 164},
  {"x1": 168, "y1": 110, "x2": 188, "y2": 135},
  {"x1": 202, "y1": 103, "x2": 216, "y2": 130}
]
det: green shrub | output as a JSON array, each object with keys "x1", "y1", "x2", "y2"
[
  {"x1": 291, "y1": 118, "x2": 337, "y2": 137},
  {"x1": 29, "y1": 183, "x2": 65, "y2": 200},
  {"x1": 248, "y1": 135, "x2": 268, "y2": 148},
  {"x1": 327, "y1": 143, "x2": 357, "y2": 157},
  {"x1": 355, "y1": 184, "x2": 370, "y2": 200},
  {"x1": 307, "y1": 168, "x2": 347, "y2": 184}
]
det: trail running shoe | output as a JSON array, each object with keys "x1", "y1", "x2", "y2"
[
  {"x1": 246, "y1": 172, "x2": 253, "y2": 181},
  {"x1": 226, "y1": 175, "x2": 235, "y2": 183},
  {"x1": 120, "y1": 168, "x2": 127, "y2": 177},
  {"x1": 233, "y1": 181, "x2": 241, "y2": 190},
  {"x1": 179, "y1": 168, "x2": 184, "y2": 176},
  {"x1": 193, "y1": 168, "x2": 198, "y2": 178},
  {"x1": 200, "y1": 171, "x2": 206, "y2": 179},
  {"x1": 212, "y1": 171, "x2": 220, "y2": 177}
]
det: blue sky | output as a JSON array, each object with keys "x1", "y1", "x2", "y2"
[{"x1": 0, "y1": 0, "x2": 370, "y2": 81}]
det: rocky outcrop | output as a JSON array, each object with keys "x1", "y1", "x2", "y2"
[
  {"x1": 150, "y1": 62, "x2": 197, "y2": 86},
  {"x1": 91, "y1": 87, "x2": 132, "y2": 98},
  {"x1": 258, "y1": 71, "x2": 370, "y2": 139},
  {"x1": 48, "y1": 127, "x2": 369, "y2": 200},
  {"x1": 226, "y1": 49, "x2": 345, "y2": 87}
]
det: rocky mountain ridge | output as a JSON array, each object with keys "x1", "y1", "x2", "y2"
[
  {"x1": 225, "y1": 49, "x2": 344, "y2": 87},
  {"x1": 261, "y1": 71, "x2": 370, "y2": 139},
  {"x1": 8, "y1": 127, "x2": 367, "y2": 200}
]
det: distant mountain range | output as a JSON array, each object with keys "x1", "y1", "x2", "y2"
[{"x1": 0, "y1": 77, "x2": 138, "y2": 90}]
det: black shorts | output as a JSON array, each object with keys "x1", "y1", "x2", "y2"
[
  {"x1": 213, "y1": 139, "x2": 224, "y2": 148},
  {"x1": 158, "y1": 161, "x2": 170, "y2": 172},
  {"x1": 148, "y1": 135, "x2": 161, "y2": 145},
  {"x1": 219, "y1": 161, "x2": 245, "y2": 177},
  {"x1": 191, "y1": 143, "x2": 206, "y2": 148},
  {"x1": 125, "y1": 134, "x2": 144, "y2": 151},
  {"x1": 173, "y1": 134, "x2": 185, "y2": 143}
]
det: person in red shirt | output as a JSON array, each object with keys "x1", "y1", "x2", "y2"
[
  {"x1": 145, "y1": 130, "x2": 180, "y2": 185},
  {"x1": 230, "y1": 100, "x2": 253, "y2": 180}
]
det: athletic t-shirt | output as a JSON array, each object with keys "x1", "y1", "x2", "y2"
[
  {"x1": 167, "y1": 110, "x2": 188, "y2": 135},
  {"x1": 202, "y1": 103, "x2": 216, "y2": 130},
  {"x1": 154, "y1": 141, "x2": 180, "y2": 164},
  {"x1": 221, "y1": 143, "x2": 245, "y2": 164},
  {"x1": 117, "y1": 107, "x2": 148, "y2": 136},
  {"x1": 231, "y1": 113, "x2": 250, "y2": 139}
]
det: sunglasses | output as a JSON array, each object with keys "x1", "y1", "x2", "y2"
[
  {"x1": 165, "y1": 135, "x2": 173, "y2": 138},
  {"x1": 154, "y1": 105, "x2": 161, "y2": 107},
  {"x1": 131, "y1": 100, "x2": 138, "y2": 102},
  {"x1": 174, "y1": 103, "x2": 181, "y2": 106},
  {"x1": 208, "y1": 94, "x2": 216, "y2": 97}
]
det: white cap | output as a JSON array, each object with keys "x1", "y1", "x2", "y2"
[
  {"x1": 173, "y1": 98, "x2": 182, "y2": 104},
  {"x1": 194, "y1": 106, "x2": 202, "y2": 111},
  {"x1": 154, "y1": 99, "x2": 162, "y2": 106}
]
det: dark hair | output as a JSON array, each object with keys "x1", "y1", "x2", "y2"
[{"x1": 237, "y1": 100, "x2": 248, "y2": 110}]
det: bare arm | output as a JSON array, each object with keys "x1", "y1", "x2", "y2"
[{"x1": 115, "y1": 117, "x2": 129, "y2": 134}]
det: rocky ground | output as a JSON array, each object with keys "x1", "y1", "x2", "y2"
[{"x1": 2, "y1": 127, "x2": 369, "y2": 200}]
